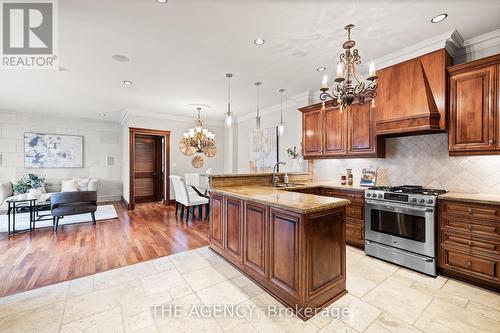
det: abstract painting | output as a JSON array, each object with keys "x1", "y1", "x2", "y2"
[
  {"x1": 24, "y1": 133, "x2": 83, "y2": 168},
  {"x1": 248, "y1": 126, "x2": 278, "y2": 173}
]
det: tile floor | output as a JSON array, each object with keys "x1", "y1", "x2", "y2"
[{"x1": 0, "y1": 246, "x2": 499, "y2": 333}]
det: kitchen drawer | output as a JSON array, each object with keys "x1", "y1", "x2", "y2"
[
  {"x1": 441, "y1": 217, "x2": 500, "y2": 240},
  {"x1": 441, "y1": 248, "x2": 499, "y2": 282},
  {"x1": 323, "y1": 189, "x2": 365, "y2": 204},
  {"x1": 441, "y1": 201, "x2": 500, "y2": 222},
  {"x1": 442, "y1": 232, "x2": 499, "y2": 256},
  {"x1": 346, "y1": 221, "x2": 364, "y2": 246},
  {"x1": 346, "y1": 205, "x2": 363, "y2": 220}
]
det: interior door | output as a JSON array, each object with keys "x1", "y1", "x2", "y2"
[{"x1": 134, "y1": 135, "x2": 161, "y2": 202}]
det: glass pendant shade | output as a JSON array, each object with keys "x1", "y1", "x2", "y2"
[
  {"x1": 277, "y1": 88, "x2": 286, "y2": 137},
  {"x1": 225, "y1": 73, "x2": 233, "y2": 129}
]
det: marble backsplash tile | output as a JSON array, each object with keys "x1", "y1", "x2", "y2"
[{"x1": 312, "y1": 133, "x2": 500, "y2": 194}]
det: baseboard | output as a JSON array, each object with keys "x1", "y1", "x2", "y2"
[
  {"x1": 120, "y1": 196, "x2": 131, "y2": 210},
  {"x1": 98, "y1": 195, "x2": 121, "y2": 202}
]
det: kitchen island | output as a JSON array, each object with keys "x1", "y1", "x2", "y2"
[{"x1": 207, "y1": 173, "x2": 351, "y2": 320}]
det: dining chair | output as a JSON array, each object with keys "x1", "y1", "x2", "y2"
[{"x1": 170, "y1": 175, "x2": 209, "y2": 221}]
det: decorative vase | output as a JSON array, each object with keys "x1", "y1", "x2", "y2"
[
  {"x1": 292, "y1": 159, "x2": 303, "y2": 172},
  {"x1": 16, "y1": 193, "x2": 28, "y2": 200}
]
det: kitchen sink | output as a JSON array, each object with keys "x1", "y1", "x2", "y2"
[{"x1": 265, "y1": 183, "x2": 305, "y2": 188}]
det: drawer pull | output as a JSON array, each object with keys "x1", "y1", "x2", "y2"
[
  {"x1": 468, "y1": 224, "x2": 473, "y2": 230},
  {"x1": 466, "y1": 260, "x2": 472, "y2": 267},
  {"x1": 467, "y1": 208, "x2": 473, "y2": 214},
  {"x1": 468, "y1": 241, "x2": 473, "y2": 246}
]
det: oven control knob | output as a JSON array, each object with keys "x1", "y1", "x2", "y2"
[
  {"x1": 411, "y1": 198, "x2": 417, "y2": 202},
  {"x1": 427, "y1": 199, "x2": 434, "y2": 204},
  {"x1": 378, "y1": 194, "x2": 383, "y2": 198},
  {"x1": 366, "y1": 193, "x2": 372, "y2": 197},
  {"x1": 419, "y1": 199, "x2": 425, "y2": 203}
]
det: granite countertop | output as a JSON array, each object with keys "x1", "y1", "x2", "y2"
[
  {"x1": 288, "y1": 181, "x2": 368, "y2": 192},
  {"x1": 210, "y1": 185, "x2": 350, "y2": 214},
  {"x1": 438, "y1": 192, "x2": 500, "y2": 205}
]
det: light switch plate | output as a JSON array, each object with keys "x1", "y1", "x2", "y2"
[{"x1": 106, "y1": 156, "x2": 114, "y2": 166}]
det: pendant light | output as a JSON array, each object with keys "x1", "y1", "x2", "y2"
[
  {"x1": 255, "y1": 82, "x2": 262, "y2": 131},
  {"x1": 277, "y1": 88, "x2": 285, "y2": 136},
  {"x1": 225, "y1": 73, "x2": 233, "y2": 128}
]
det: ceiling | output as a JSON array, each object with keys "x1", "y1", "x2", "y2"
[{"x1": 1, "y1": 0, "x2": 499, "y2": 122}]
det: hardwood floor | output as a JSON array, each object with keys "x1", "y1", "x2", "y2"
[{"x1": 0, "y1": 202, "x2": 208, "y2": 298}]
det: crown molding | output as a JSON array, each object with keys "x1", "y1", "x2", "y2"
[
  {"x1": 120, "y1": 108, "x2": 225, "y2": 127},
  {"x1": 372, "y1": 30, "x2": 464, "y2": 69},
  {"x1": 455, "y1": 28, "x2": 500, "y2": 58}
]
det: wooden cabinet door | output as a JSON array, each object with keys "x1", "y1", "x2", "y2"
[
  {"x1": 269, "y1": 208, "x2": 300, "y2": 298},
  {"x1": 302, "y1": 109, "x2": 323, "y2": 157},
  {"x1": 243, "y1": 202, "x2": 268, "y2": 279},
  {"x1": 209, "y1": 193, "x2": 224, "y2": 249},
  {"x1": 497, "y1": 64, "x2": 500, "y2": 150},
  {"x1": 348, "y1": 103, "x2": 376, "y2": 155},
  {"x1": 323, "y1": 105, "x2": 347, "y2": 156},
  {"x1": 224, "y1": 197, "x2": 243, "y2": 263},
  {"x1": 449, "y1": 65, "x2": 496, "y2": 152}
]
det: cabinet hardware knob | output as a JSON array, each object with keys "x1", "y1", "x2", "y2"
[
  {"x1": 468, "y1": 224, "x2": 473, "y2": 230},
  {"x1": 489, "y1": 139, "x2": 494, "y2": 144},
  {"x1": 466, "y1": 260, "x2": 472, "y2": 266},
  {"x1": 468, "y1": 241, "x2": 473, "y2": 246},
  {"x1": 467, "y1": 208, "x2": 473, "y2": 214}
]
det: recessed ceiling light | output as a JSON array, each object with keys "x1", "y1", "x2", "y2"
[
  {"x1": 254, "y1": 38, "x2": 265, "y2": 46},
  {"x1": 316, "y1": 67, "x2": 326, "y2": 72},
  {"x1": 431, "y1": 13, "x2": 448, "y2": 23},
  {"x1": 99, "y1": 113, "x2": 106, "y2": 118},
  {"x1": 112, "y1": 54, "x2": 130, "y2": 62},
  {"x1": 155, "y1": 0, "x2": 168, "y2": 3},
  {"x1": 123, "y1": 80, "x2": 133, "y2": 85}
]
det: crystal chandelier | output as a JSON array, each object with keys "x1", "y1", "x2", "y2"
[
  {"x1": 179, "y1": 106, "x2": 217, "y2": 157},
  {"x1": 320, "y1": 24, "x2": 378, "y2": 112}
]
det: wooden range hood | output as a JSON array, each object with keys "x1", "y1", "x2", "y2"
[{"x1": 374, "y1": 49, "x2": 452, "y2": 136}]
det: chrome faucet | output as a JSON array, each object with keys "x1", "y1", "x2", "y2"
[{"x1": 272, "y1": 162, "x2": 286, "y2": 186}]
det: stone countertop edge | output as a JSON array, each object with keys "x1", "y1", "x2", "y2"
[
  {"x1": 438, "y1": 192, "x2": 500, "y2": 205},
  {"x1": 209, "y1": 187, "x2": 351, "y2": 214}
]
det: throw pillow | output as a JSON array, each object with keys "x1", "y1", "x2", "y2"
[
  {"x1": 61, "y1": 179, "x2": 79, "y2": 192},
  {"x1": 0, "y1": 182, "x2": 12, "y2": 203},
  {"x1": 78, "y1": 178, "x2": 91, "y2": 191}
]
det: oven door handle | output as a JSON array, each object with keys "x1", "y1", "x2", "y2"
[
  {"x1": 365, "y1": 199, "x2": 434, "y2": 214},
  {"x1": 366, "y1": 240, "x2": 434, "y2": 262}
]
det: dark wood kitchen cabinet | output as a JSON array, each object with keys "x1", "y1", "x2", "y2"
[
  {"x1": 438, "y1": 199, "x2": 500, "y2": 291},
  {"x1": 209, "y1": 192, "x2": 347, "y2": 319},
  {"x1": 299, "y1": 102, "x2": 384, "y2": 159},
  {"x1": 448, "y1": 54, "x2": 500, "y2": 156},
  {"x1": 322, "y1": 188, "x2": 365, "y2": 248},
  {"x1": 302, "y1": 107, "x2": 324, "y2": 157}
]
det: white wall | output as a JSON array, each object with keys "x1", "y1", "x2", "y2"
[
  {"x1": 0, "y1": 111, "x2": 122, "y2": 201},
  {"x1": 235, "y1": 93, "x2": 310, "y2": 174},
  {"x1": 122, "y1": 113, "x2": 225, "y2": 201}
]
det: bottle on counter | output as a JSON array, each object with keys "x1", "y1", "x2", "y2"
[
  {"x1": 284, "y1": 173, "x2": 289, "y2": 184},
  {"x1": 346, "y1": 169, "x2": 353, "y2": 186},
  {"x1": 340, "y1": 175, "x2": 347, "y2": 186}
]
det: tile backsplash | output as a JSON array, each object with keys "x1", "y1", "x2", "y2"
[{"x1": 313, "y1": 133, "x2": 500, "y2": 194}]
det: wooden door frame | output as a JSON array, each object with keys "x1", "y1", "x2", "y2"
[{"x1": 129, "y1": 127, "x2": 170, "y2": 210}]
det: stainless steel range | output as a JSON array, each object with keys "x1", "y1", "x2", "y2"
[{"x1": 364, "y1": 185, "x2": 447, "y2": 276}]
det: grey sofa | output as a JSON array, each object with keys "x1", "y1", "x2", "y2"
[{"x1": 0, "y1": 179, "x2": 99, "y2": 214}]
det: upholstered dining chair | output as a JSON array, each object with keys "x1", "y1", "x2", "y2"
[
  {"x1": 170, "y1": 175, "x2": 209, "y2": 221},
  {"x1": 51, "y1": 191, "x2": 98, "y2": 231}
]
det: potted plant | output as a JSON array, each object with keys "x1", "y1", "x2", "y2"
[{"x1": 12, "y1": 174, "x2": 45, "y2": 200}]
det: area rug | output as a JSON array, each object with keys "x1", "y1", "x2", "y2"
[{"x1": 0, "y1": 205, "x2": 118, "y2": 233}]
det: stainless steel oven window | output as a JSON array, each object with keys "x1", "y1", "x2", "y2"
[{"x1": 370, "y1": 209, "x2": 426, "y2": 242}]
